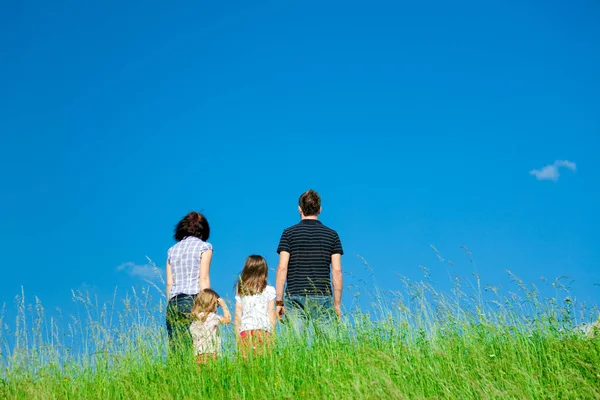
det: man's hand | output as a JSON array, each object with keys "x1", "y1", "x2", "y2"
[
  {"x1": 276, "y1": 305, "x2": 285, "y2": 320},
  {"x1": 334, "y1": 304, "x2": 342, "y2": 320}
]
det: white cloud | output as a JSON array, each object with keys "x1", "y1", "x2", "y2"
[
  {"x1": 117, "y1": 262, "x2": 162, "y2": 281},
  {"x1": 530, "y1": 160, "x2": 576, "y2": 182}
]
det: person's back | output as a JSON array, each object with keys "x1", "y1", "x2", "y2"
[
  {"x1": 189, "y1": 312, "x2": 221, "y2": 355},
  {"x1": 165, "y1": 212, "x2": 214, "y2": 344},
  {"x1": 234, "y1": 255, "x2": 277, "y2": 357},
  {"x1": 189, "y1": 289, "x2": 231, "y2": 365},
  {"x1": 236, "y1": 286, "x2": 276, "y2": 332},
  {"x1": 275, "y1": 189, "x2": 343, "y2": 334},
  {"x1": 168, "y1": 236, "x2": 212, "y2": 298},
  {"x1": 278, "y1": 219, "x2": 342, "y2": 296}
]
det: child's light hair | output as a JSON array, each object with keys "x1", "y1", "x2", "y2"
[
  {"x1": 191, "y1": 289, "x2": 219, "y2": 323},
  {"x1": 236, "y1": 255, "x2": 268, "y2": 296}
]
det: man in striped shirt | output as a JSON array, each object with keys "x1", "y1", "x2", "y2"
[{"x1": 275, "y1": 189, "x2": 343, "y2": 333}]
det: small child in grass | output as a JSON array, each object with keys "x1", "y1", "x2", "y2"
[
  {"x1": 189, "y1": 288, "x2": 231, "y2": 364},
  {"x1": 234, "y1": 255, "x2": 278, "y2": 358}
]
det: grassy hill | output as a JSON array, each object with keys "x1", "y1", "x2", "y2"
[{"x1": 1, "y1": 277, "x2": 599, "y2": 399}]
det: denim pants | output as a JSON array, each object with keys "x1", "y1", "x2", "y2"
[
  {"x1": 284, "y1": 295, "x2": 336, "y2": 338},
  {"x1": 166, "y1": 294, "x2": 196, "y2": 348}
]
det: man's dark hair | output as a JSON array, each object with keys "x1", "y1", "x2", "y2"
[
  {"x1": 299, "y1": 189, "x2": 321, "y2": 216},
  {"x1": 174, "y1": 211, "x2": 210, "y2": 242}
]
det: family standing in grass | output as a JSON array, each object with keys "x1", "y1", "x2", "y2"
[{"x1": 165, "y1": 189, "x2": 344, "y2": 363}]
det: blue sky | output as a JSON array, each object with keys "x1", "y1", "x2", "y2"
[{"x1": 1, "y1": 0, "x2": 599, "y2": 316}]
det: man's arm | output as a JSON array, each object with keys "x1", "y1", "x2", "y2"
[
  {"x1": 331, "y1": 253, "x2": 343, "y2": 319},
  {"x1": 275, "y1": 251, "x2": 290, "y2": 318}
]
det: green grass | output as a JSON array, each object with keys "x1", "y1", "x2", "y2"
[{"x1": 1, "y1": 266, "x2": 599, "y2": 399}]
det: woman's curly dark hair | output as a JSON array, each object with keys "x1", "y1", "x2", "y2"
[{"x1": 174, "y1": 212, "x2": 210, "y2": 242}]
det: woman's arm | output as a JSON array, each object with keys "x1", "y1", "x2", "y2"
[
  {"x1": 199, "y1": 249, "x2": 213, "y2": 290},
  {"x1": 234, "y1": 300, "x2": 243, "y2": 336},
  {"x1": 268, "y1": 299, "x2": 277, "y2": 331},
  {"x1": 166, "y1": 261, "x2": 173, "y2": 299},
  {"x1": 217, "y1": 298, "x2": 232, "y2": 324}
]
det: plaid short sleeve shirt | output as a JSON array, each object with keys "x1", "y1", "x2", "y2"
[{"x1": 167, "y1": 236, "x2": 213, "y2": 299}]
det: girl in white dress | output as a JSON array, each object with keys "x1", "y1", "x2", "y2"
[{"x1": 234, "y1": 255, "x2": 277, "y2": 358}]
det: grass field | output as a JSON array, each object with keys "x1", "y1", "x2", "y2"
[{"x1": 1, "y1": 266, "x2": 599, "y2": 399}]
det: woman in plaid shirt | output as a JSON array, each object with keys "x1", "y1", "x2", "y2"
[{"x1": 166, "y1": 212, "x2": 213, "y2": 346}]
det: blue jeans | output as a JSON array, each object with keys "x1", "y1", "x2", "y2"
[
  {"x1": 284, "y1": 295, "x2": 336, "y2": 338},
  {"x1": 166, "y1": 294, "x2": 196, "y2": 348}
]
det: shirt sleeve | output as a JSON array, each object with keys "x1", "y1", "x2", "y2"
[
  {"x1": 235, "y1": 295, "x2": 241, "y2": 302},
  {"x1": 276, "y1": 230, "x2": 291, "y2": 254},
  {"x1": 332, "y1": 232, "x2": 344, "y2": 255},
  {"x1": 208, "y1": 313, "x2": 221, "y2": 327},
  {"x1": 203, "y1": 242, "x2": 213, "y2": 252},
  {"x1": 265, "y1": 285, "x2": 276, "y2": 301}
]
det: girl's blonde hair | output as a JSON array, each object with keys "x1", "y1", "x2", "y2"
[
  {"x1": 235, "y1": 255, "x2": 268, "y2": 296},
  {"x1": 191, "y1": 288, "x2": 219, "y2": 323}
]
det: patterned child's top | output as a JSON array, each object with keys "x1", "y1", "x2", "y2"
[{"x1": 189, "y1": 312, "x2": 221, "y2": 355}]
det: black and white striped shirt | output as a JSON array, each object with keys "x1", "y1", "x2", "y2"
[{"x1": 277, "y1": 219, "x2": 343, "y2": 296}]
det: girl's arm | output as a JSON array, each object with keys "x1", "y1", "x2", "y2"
[
  {"x1": 166, "y1": 261, "x2": 173, "y2": 299},
  {"x1": 217, "y1": 298, "x2": 232, "y2": 324},
  {"x1": 234, "y1": 300, "x2": 243, "y2": 336},
  {"x1": 268, "y1": 299, "x2": 277, "y2": 331},
  {"x1": 199, "y1": 249, "x2": 213, "y2": 290}
]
